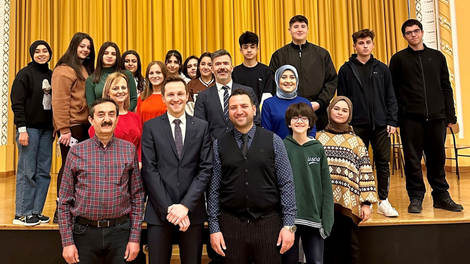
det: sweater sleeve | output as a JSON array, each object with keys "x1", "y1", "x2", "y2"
[
  {"x1": 383, "y1": 65, "x2": 398, "y2": 126},
  {"x1": 316, "y1": 52, "x2": 338, "y2": 110},
  {"x1": 439, "y1": 54, "x2": 456, "y2": 124},
  {"x1": 52, "y1": 66, "x2": 75, "y2": 134},
  {"x1": 85, "y1": 75, "x2": 96, "y2": 108},
  {"x1": 125, "y1": 70, "x2": 138, "y2": 111},
  {"x1": 357, "y1": 144, "x2": 378, "y2": 204},
  {"x1": 10, "y1": 70, "x2": 30, "y2": 128},
  {"x1": 320, "y1": 147, "x2": 334, "y2": 237},
  {"x1": 261, "y1": 99, "x2": 273, "y2": 131}
]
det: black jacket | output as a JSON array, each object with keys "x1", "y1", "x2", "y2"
[
  {"x1": 389, "y1": 45, "x2": 456, "y2": 124},
  {"x1": 337, "y1": 55, "x2": 398, "y2": 127}
]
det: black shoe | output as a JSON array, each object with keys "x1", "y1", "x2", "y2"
[
  {"x1": 33, "y1": 214, "x2": 50, "y2": 223},
  {"x1": 53, "y1": 200, "x2": 59, "y2": 224},
  {"x1": 433, "y1": 197, "x2": 464, "y2": 212},
  {"x1": 13, "y1": 215, "x2": 40, "y2": 226},
  {"x1": 408, "y1": 199, "x2": 422, "y2": 213}
]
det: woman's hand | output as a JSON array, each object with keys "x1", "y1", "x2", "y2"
[
  {"x1": 18, "y1": 132, "x2": 29, "y2": 146},
  {"x1": 361, "y1": 204, "x2": 371, "y2": 222},
  {"x1": 59, "y1": 132, "x2": 72, "y2": 146}
]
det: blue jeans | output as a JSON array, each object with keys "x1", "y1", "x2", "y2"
[
  {"x1": 283, "y1": 225, "x2": 324, "y2": 264},
  {"x1": 73, "y1": 218, "x2": 131, "y2": 263},
  {"x1": 15, "y1": 128, "x2": 53, "y2": 216}
]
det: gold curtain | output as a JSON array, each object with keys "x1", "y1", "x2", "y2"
[{"x1": 9, "y1": 0, "x2": 409, "y2": 173}]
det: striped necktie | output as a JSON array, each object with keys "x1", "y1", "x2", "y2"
[{"x1": 222, "y1": 85, "x2": 229, "y2": 121}]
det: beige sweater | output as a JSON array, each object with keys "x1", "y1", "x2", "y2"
[{"x1": 52, "y1": 65, "x2": 89, "y2": 134}]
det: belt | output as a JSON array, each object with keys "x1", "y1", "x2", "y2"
[{"x1": 75, "y1": 215, "x2": 129, "y2": 228}]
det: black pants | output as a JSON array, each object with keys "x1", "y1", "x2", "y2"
[
  {"x1": 219, "y1": 212, "x2": 282, "y2": 264},
  {"x1": 324, "y1": 211, "x2": 359, "y2": 264},
  {"x1": 57, "y1": 124, "x2": 89, "y2": 194},
  {"x1": 400, "y1": 118, "x2": 450, "y2": 201},
  {"x1": 282, "y1": 225, "x2": 323, "y2": 264},
  {"x1": 354, "y1": 125, "x2": 391, "y2": 200},
  {"x1": 147, "y1": 222, "x2": 203, "y2": 264}
]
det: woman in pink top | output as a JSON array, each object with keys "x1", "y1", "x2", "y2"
[
  {"x1": 136, "y1": 61, "x2": 168, "y2": 123},
  {"x1": 89, "y1": 72, "x2": 142, "y2": 163}
]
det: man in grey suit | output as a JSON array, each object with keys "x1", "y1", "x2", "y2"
[
  {"x1": 141, "y1": 76, "x2": 213, "y2": 264},
  {"x1": 194, "y1": 49, "x2": 260, "y2": 140}
]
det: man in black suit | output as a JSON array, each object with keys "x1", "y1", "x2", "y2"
[
  {"x1": 141, "y1": 76, "x2": 213, "y2": 264},
  {"x1": 194, "y1": 49, "x2": 260, "y2": 140}
]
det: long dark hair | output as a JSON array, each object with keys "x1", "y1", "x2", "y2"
[
  {"x1": 55, "y1": 32, "x2": 95, "y2": 80},
  {"x1": 196, "y1": 52, "x2": 212, "y2": 78},
  {"x1": 122, "y1": 50, "x2": 144, "y2": 93},
  {"x1": 182, "y1": 55, "x2": 198, "y2": 79},
  {"x1": 165, "y1": 50, "x2": 183, "y2": 74},
  {"x1": 92, "y1": 42, "x2": 122, "y2": 83}
]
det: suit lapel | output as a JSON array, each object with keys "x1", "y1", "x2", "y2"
[
  {"x1": 210, "y1": 86, "x2": 227, "y2": 123},
  {"x1": 159, "y1": 114, "x2": 179, "y2": 159},
  {"x1": 181, "y1": 114, "x2": 194, "y2": 161}
]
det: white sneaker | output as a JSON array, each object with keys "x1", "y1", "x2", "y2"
[{"x1": 377, "y1": 199, "x2": 399, "y2": 217}]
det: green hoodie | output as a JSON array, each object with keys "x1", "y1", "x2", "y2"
[{"x1": 283, "y1": 135, "x2": 334, "y2": 238}]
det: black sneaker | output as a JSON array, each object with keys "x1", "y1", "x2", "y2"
[
  {"x1": 33, "y1": 214, "x2": 50, "y2": 223},
  {"x1": 433, "y1": 197, "x2": 464, "y2": 212},
  {"x1": 408, "y1": 199, "x2": 422, "y2": 213},
  {"x1": 13, "y1": 215, "x2": 40, "y2": 226}
]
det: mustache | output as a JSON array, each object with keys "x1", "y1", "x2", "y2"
[{"x1": 101, "y1": 121, "x2": 113, "y2": 127}]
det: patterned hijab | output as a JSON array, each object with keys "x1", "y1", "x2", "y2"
[{"x1": 325, "y1": 96, "x2": 354, "y2": 134}]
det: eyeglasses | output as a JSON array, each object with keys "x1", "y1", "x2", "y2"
[
  {"x1": 292, "y1": 116, "x2": 309, "y2": 123},
  {"x1": 404, "y1": 29, "x2": 421, "y2": 36}
]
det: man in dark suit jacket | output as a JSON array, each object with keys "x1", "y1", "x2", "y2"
[
  {"x1": 194, "y1": 49, "x2": 260, "y2": 140},
  {"x1": 141, "y1": 76, "x2": 213, "y2": 264}
]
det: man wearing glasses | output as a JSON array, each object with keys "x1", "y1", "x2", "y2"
[{"x1": 389, "y1": 19, "x2": 463, "y2": 214}]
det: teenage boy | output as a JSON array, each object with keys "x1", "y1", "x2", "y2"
[
  {"x1": 282, "y1": 102, "x2": 333, "y2": 264},
  {"x1": 389, "y1": 19, "x2": 463, "y2": 214},
  {"x1": 232, "y1": 31, "x2": 274, "y2": 103},
  {"x1": 337, "y1": 29, "x2": 399, "y2": 217},
  {"x1": 269, "y1": 15, "x2": 337, "y2": 131}
]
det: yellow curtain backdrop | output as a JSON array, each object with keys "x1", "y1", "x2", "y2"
[{"x1": 9, "y1": 0, "x2": 409, "y2": 174}]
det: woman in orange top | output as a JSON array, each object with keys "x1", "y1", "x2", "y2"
[{"x1": 136, "y1": 61, "x2": 168, "y2": 123}]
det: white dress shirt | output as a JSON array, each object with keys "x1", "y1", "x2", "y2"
[
  {"x1": 167, "y1": 112, "x2": 186, "y2": 143},
  {"x1": 215, "y1": 80, "x2": 233, "y2": 110}
]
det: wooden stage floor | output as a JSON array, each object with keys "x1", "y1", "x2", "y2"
[{"x1": 1, "y1": 168, "x2": 469, "y2": 229}]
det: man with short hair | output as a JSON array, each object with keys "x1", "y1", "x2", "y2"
[
  {"x1": 194, "y1": 49, "x2": 260, "y2": 140},
  {"x1": 208, "y1": 88, "x2": 297, "y2": 263},
  {"x1": 59, "y1": 98, "x2": 144, "y2": 264},
  {"x1": 232, "y1": 31, "x2": 274, "y2": 103},
  {"x1": 141, "y1": 76, "x2": 213, "y2": 264},
  {"x1": 337, "y1": 29, "x2": 399, "y2": 217},
  {"x1": 269, "y1": 14, "x2": 338, "y2": 130},
  {"x1": 389, "y1": 19, "x2": 463, "y2": 213}
]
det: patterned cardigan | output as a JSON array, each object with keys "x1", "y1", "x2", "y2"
[{"x1": 316, "y1": 131, "x2": 378, "y2": 225}]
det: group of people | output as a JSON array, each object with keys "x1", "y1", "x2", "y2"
[{"x1": 10, "y1": 13, "x2": 463, "y2": 264}]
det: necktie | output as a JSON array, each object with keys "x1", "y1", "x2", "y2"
[
  {"x1": 241, "y1": 134, "x2": 249, "y2": 156},
  {"x1": 174, "y1": 119, "x2": 183, "y2": 159},
  {"x1": 222, "y1": 86, "x2": 229, "y2": 121}
]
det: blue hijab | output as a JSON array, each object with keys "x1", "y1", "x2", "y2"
[{"x1": 275, "y1": 64, "x2": 299, "y2": 100}]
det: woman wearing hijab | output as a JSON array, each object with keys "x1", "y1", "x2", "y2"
[
  {"x1": 315, "y1": 96, "x2": 378, "y2": 264},
  {"x1": 262, "y1": 64, "x2": 316, "y2": 139},
  {"x1": 10, "y1": 40, "x2": 54, "y2": 226}
]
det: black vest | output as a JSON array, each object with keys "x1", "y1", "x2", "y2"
[{"x1": 218, "y1": 127, "x2": 280, "y2": 218}]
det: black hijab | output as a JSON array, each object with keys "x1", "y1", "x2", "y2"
[{"x1": 29, "y1": 40, "x2": 52, "y2": 72}]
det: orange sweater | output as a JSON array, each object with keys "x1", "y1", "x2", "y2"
[
  {"x1": 136, "y1": 93, "x2": 167, "y2": 124},
  {"x1": 52, "y1": 65, "x2": 89, "y2": 134}
]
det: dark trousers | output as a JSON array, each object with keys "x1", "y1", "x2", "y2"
[
  {"x1": 315, "y1": 109, "x2": 328, "y2": 131},
  {"x1": 400, "y1": 118, "x2": 450, "y2": 201},
  {"x1": 57, "y1": 124, "x2": 89, "y2": 194},
  {"x1": 73, "y1": 217, "x2": 131, "y2": 264},
  {"x1": 282, "y1": 225, "x2": 323, "y2": 264},
  {"x1": 219, "y1": 212, "x2": 282, "y2": 264},
  {"x1": 147, "y1": 222, "x2": 203, "y2": 264},
  {"x1": 354, "y1": 125, "x2": 391, "y2": 200},
  {"x1": 324, "y1": 211, "x2": 359, "y2": 264}
]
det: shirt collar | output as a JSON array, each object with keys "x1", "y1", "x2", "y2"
[
  {"x1": 92, "y1": 134, "x2": 116, "y2": 149},
  {"x1": 167, "y1": 112, "x2": 186, "y2": 126},
  {"x1": 234, "y1": 124, "x2": 256, "y2": 140},
  {"x1": 216, "y1": 80, "x2": 233, "y2": 91}
]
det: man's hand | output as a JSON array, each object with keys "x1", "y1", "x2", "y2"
[
  {"x1": 18, "y1": 131, "x2": 29, "y2": 146},
  {"x1": 178, "y1": 215, "x2": 191, "y2": 232},
  {"x1": 311, "y1": 102, "x2": 320, "y2": 111},
  {"x1": 277, "y1": 228, "x2": 294, "y2": 254},
  {"x1": 167, "y1": 204, "x2": 189, "y2": 225},
  {"x1": 63, "y1": 245, "x2": 79, "y2": 264},
  {"x1": 361, "y1": 204, "x2": 371, "y2": 223},
  {"x1": 447, "y1": 123, "x2": 454, "y2": 128},
  {"x1": 124, "y1": 242, "x2": 140, "y2": 262},
  {"x1": 210, "y1": 232, "x2": 226, "y2": 257},
  {"x1": 387, "y1": 125, "x2": 396, "y2": 135}
]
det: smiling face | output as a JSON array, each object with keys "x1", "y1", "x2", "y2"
[
  {"x1": 107, "y1": 77, "x2": 128, "y2": 106},
  {"x1": 353, "y1": 37, "x2": 374, "y2": 57},
  {"x1": 212, "y1": 55, "x2": 233, "y2": 85},
  {"x1": 77, "y1": 38, "x2": 91, "y2": 60},
  {"x1": 33, "y1": 44, "x2": 50, "y2": 64},
  {"x1": 148, "y1": 64, "x2": 164, "y2": 87},
  {"x1": 199, "y1": 56, "x2": 213, "y2": 78},
  {"x1": 228, "y1": 94, "x2": 256, "y2": 131},
  {"x1": 330, "y1": 100, "x2": 350, "y2": 124},
  {"x1": 290, "y1": 116, "x2": 310, "y2": 135},
  {"x1": 289, "y1": 21, "x2": 309, "y2": 45},
  {"x1": 279, "y1": 70, "x2": 297, "y2": 93},
  {"x1": 124, "y1": 54, "x2": 138, "y2": 73},
  {"x1": 89, "y1": 101, "x2": 118, "y2": 137},
  {"x1": 186, "y1": 58, "x2": 198, "y2": 79},
  {"x1": 163, "y1": 81, "x2": 188, "y2": 118},
  {"x1": 102, "y1": 46, "x2": 117, "y2": 68},
  {"x1": 166, "y1": 55, "x2": 181, "y2": 75}
]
